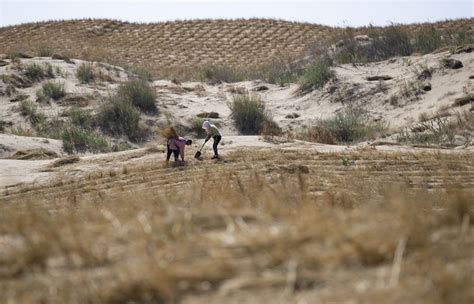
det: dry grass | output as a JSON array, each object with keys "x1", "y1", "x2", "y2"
[{"x1": 0, "y1": 149, "x2": 473, "y2": 303}]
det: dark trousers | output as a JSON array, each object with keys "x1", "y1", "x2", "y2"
[
  {"x1": 166, "y1": 144, "x2": 179, "y2": 161},
  {"x1": 213, "y1": 135, "x2": 221, "y2": 156}
]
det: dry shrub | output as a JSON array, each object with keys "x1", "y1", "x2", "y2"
[
  {"x1": 298, "y1": 107, "x2": 386, "y2": 144},
  {"x1": 299, "y1": 125, "x2": 337, "y2": 144}
]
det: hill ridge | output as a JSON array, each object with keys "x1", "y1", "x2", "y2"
[{"x1": 1, "y1": 18, "x2": 472, "y2": 78}]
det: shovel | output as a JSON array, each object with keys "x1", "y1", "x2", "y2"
[{"x1": 194, "y1": 141, "x2": 207, "y2": 159}]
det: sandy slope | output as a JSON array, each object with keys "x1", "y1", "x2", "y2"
[
  {"x1": 0, "y1": 50, "x2": 473, "y2": 188},
  {"x1": 158, "y1": 50, "x2": 473, "y2": 135}
]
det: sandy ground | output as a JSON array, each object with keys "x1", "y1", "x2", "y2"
[
  {"x1": 0, "y1": 133, "x2": 63, "y2": 158},
  {"x1": 2, "y1": 134, "x2": 473, "y2": 190},
  {"x1": 1, "y1": 50, "x2": 473, "y2": 189}
]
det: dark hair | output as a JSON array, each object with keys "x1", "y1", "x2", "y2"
[{"x1": 186, "y1": 139, "x2": 193, "y2": 145}]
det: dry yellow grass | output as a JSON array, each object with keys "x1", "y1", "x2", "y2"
[
  {"x1": 1, "y1": 18, "x2": 472, "y2": 79},
  {"x1": 0, "y1": 149, "x2": 473, "y2": 303}
]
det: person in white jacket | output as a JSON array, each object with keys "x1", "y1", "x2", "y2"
[{"x1": 202, "y1": 121, "x2": 222, "y2": 159}]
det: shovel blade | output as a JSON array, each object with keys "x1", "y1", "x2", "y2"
[{"x1": 194, "y1": 151, "x2": 201, "y2": 159}]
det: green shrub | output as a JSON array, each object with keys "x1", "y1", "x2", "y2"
[
  {"x1": 297, "y1": 57, "x2": 335, "y2": 95},
  {"x1": 62, "y1": 126, "x2": 109, "y2": 153},
  {"x1": 132, "y1": 67, "x2": 153, "y2": 81},
  {"x1": 414, "y1": 26, "x2": 442, "y2": 54},
  {"x1": 32, "y1": 116, "x2": 109, "y2": 153},
  {"x1": 45, "y1": 63, "x2": 55, "y2": 78},
  {"x1": 24, "y1": 63, "x2": 45, "y2": 81},
  {"x1": 301, "y1": 107, "x2": 386, "y2": 144},
  {"x1": 375, "y1": 25, "x2": 412, "y2": 58},
  {"x1": 18, "y1": 100, "x2": 46, "y2": 126},
  {"x1": 38, "y1": 47, "x2": 52, "y2": 57},
  {"x1": 229, "y1": 94, "x2": 268, "y2": 135},
  {"x1": 324, "y1": 107, "x2": 386, "y2": 143},
  {"x1": 68, "y1": 106, "x2": 93, "y2": 129},
  {"x1": 76, "y1": 63, "x2": 94, "y2": 83},
  {"x1": 98, "y1": 97, "x2": 141, "y2": 141},
  {"x1": 117, "y1": 79, "x2": 157, "y2": 114},
  {"x1": 191, "y1": 117, "x2": 208, "y2": 138},
  {"x1": 41, "y1": 81, "x2": 65, "y2": 100},
  {"x1": 36, "y1": 118, "x2": 65, "y2": 139},
  {"x1": 7, "y1": 52, "x2": 30, "y2": 62}
]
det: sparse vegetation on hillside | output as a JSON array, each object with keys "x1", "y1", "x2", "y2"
[
  {"x1": 2, "y1": 18, "x2": 470, "y2": 79},
  {"x1": 332, "y1": 24, "x2": 473, "y2": 65}
]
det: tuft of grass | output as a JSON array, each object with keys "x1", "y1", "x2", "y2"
[
  {"x1": 296, "y1": 57, "x2": 335, "y2": 95},
  {"x1": 9, "y1": 126, "x2": 36, "y2": 137},
  {"x1": 7, "y1": 51, "x2": 31, "y2": 62},
  {"x1": 24, "y1": 63, "x2": 45, "y2": 81},
  {"x1": 38, "y1": 47, "x2": 52, "y2": 57},
  {"x1": 23, "y1": 63, "x2": 55, "y2": 82},
  {"x1": 18, "y1": 100, "x2": 46, "y2": 126},
  {"x1": 300, "y1": 107, "x2": 387, "y2": 144},
  {"x1": 191, "y1": 117, "x2": 208, "y2": 138},
  {"x1": 132, "y1": 67, "x2": 153, "y2": 82},
  {"x1": 76, "y1": 63, "x2": 94, "y2": 83},
  {"x1": 298, "y1": 125, "x2": 337, "y2": 145},
  {"x1": 41, "y1": 81, "x2": 65, "y2": 100},
  {"x1": 117, "y1": 79, "x2": 157, "y2": 114},
  {"x1": 98, "y1": 96, "x2": 142, "y2": 141},
  {"x1": 68, "y1": 106, "x2": 93, "y2": 129},
  {"x1": 62, "y1": 126, "x2": 109, "y2": 153},
  {"x1": 45, "y1": 63, "x2": 55, "y2": 78},
  {"x1": 229, "y1": 94, "x2": 269, "y2": 135}
]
